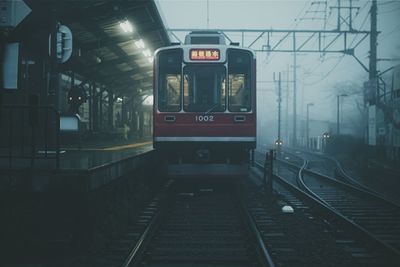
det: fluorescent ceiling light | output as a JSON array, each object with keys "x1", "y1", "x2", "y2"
[
  {"x1": 119, "y1": 20, "x2": 133, "y2": 33},
  {"x1": 134, "y1": 39, "x2": 145, "y2": 49},
  {"x1": 143, "y1": 49, "x2": 151, "y2": 57},
  {"x1": 143, "y1": 95, "x2": 153, "y2": 106}
]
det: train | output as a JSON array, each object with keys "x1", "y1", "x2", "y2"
[{"x1": 153, "y1": 31, "x2": 256, "y2": 178}]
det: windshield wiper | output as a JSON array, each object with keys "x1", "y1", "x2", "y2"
[{"x1": 205, "y1": 103, "x2": 219, "y2": 114}]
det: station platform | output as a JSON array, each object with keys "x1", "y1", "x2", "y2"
[
  {"x1": 0, "y1": 138, "x2": 155, "y2": 192},
  {"x1": 59, "y1": 139, "x2": 153, "y2": 169}
]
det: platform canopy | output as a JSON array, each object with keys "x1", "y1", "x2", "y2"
[{"x1": 12, "y1": 0, "x2": 170, "y2": 97}]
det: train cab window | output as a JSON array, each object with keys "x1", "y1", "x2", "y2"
[
  {"x1": 183, "y1": 65, "x2": 226, "y2": 112},
  {"x1": 228, "y1": 50, "x2": 252, "y2": 112},
  {"x1": 157, "y1": 49, "x2": 182, "y2": 112}
]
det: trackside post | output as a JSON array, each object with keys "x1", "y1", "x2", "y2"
[{"x1": 264, "y1": 149, "x2": 274, "y2": 195}]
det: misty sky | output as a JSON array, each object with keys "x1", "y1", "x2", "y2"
[{"x1": 156, "y1": 0, "x2": 400, "y2": 139}]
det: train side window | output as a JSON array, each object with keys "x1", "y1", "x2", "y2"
[
  {"x1": 228, "y1": 50, "x2": 252, "y2": 112},
  {"x1": 157, "y1": 49, "x2": 182, "y2": 112}
]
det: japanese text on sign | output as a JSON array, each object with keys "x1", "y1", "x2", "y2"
[{"x1": 190, "y1": 49, "x2": 220, "y2": 60}]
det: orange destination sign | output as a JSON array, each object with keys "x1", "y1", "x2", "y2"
[{"x1": 190, "y1": 49, "x2": 220, "y2": 60}]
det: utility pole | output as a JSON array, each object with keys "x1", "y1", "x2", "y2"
[
  {"x1": 273, "y1": 72, "x2": 282, "y2": 149},
  {"x1": 337, "y1": 94, "x2": 348, "y2": 135},
  {"x1": 337, "y1": 95, "x2": 340, "y2": 134},
  {"x1": 366, "y1": 0, "x2": 378, "y2": 147},
  {"x1": 337, "y1": 0, "x2": 341, "y2": 30},
  {"x1": 277, "y1": 73, "x2": 282, "y2": 145},
  {"x1": 286, "y1": 66, "x2": 290, "y2": 145},
  {"x1": 306, "y1": 103, "x2": 314, "y2": 149},
  {"x1": 293, "y1": 42, "x2": 297, "y2": 147},
  {"x1": 369, "y1": 0, "x2": 377, "y2": 105}
]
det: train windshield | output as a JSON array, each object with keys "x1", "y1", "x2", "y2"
[
  {"x1": 157, "y1": 49, "x2": 182, "y2": 112},
  {"x1": 228, "y1": 50, "x2": 252, "y2": 112},
  {"x1": 183, "y1": 65, "x2": 226, "y2": 112}
]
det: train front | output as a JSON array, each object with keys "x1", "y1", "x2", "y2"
[{"x1": 153, "y1": 32, "x2": 256, "y2": 179}]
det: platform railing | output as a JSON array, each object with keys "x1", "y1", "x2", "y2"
[{"x1": 0, "y1": 105, "x2": 60, "y2": 169}]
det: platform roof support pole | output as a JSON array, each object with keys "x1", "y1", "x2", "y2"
[{"x1": 108, "y1": 89, "x2": 114, "y2": 130}]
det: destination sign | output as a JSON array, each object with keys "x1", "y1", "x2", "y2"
[{"x1": 190, "y1": 49, "x2": 220, "y2": 60}]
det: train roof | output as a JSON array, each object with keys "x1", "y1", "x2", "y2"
[
  {"x1": 154, "y1": 31, "x2": 255, "y2": 58},
  {"x1": 184, "y1": 31, "x2": 226, "y2": 45},
  {"x1": 154, "y1": 44, "x2": 255, "y2": 58}
]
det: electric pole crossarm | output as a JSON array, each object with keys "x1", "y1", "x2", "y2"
[
  {"x1": 255, "y1": 49, "x2": 353, "y2": 53},
  {"x1": 272, "y1": 32, "x2": 291, "y2": 52},
  {"x1": 323, "y1": 32, "x2": 342, "y2": 52},
  {"x1": 168, "y1": 29, "x2": 370, "y2": 55},
  {"x1": 168, "y1": 28, "x2": 370, "y2": 34},
  {"x1": 351, "y1": 54, "x2": 369, "y2": 73},
  {"x1": 352, "y1": 33, "x2": 369, "y2": 49},
  {"x1": 249, "y1": 32, "x2": 265, "y2": 48},
  {"x1": 318, "y1": 32, "x2": 322, "y2": 51},
  {"x1": 297, "y1": 32, "x2": 317, "y2": 51},
  {"x1": 299, "y1": 18, "x2": 326, "y2": 21},
  {"x1": 340, "y1": 16, "x2": 351, "y2": 28},
  {"x1": 378, "y1": 66, "x2": 394, "y2": 77}
]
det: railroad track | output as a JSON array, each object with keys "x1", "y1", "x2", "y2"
[
  {"x1": 122, "y1": 181, "x2": 273, "y2": 267},
  {"x1": 87, "y1": 154, "x2": 399, "y2": 267},
  {"x1": 298, "y1": 163, "x2": 400, "y2": 255},
  {"x1": 272, "y1": 149, "x2": 399, "y2": 207},
  {"x1": 275, "y1": 149, "x2": 400, "y2": 255},
  {"x1": 251, "y1": 159, "x2": 399, "y2": 266},
  {"x1": 111, "y1": 171, "x2": 398, "y2": 267},
  {"x1": 256, "y1": 150, "x2": 400, "y2": 258},
  {"x1": 281, "y1": 148, "x2": 397, "y2": 200}
]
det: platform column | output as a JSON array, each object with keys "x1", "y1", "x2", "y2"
[
  {"x1": 108, "y1": 89, "x2": 114, "y2": 130},
  {"x1": 99, "y1": 88, "x2": 104, "y2": 130},
  {"x1": 92, "y1": 82, "x2": 99, "y2": 131}
]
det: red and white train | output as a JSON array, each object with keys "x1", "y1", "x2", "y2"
[{"x1": 153, "y1": 31, "x2": 256, "y2": 178}]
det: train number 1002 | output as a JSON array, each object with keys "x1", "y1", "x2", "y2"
[{"x1": 195, "y1": 115, "x2": 214, "y2": 122}]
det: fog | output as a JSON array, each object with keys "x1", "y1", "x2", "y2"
[{"x1": 156, "y1": 0, "x2": 400, "y2": 146}]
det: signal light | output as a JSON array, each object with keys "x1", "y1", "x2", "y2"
[
  {"x1": 67, "y1": 86, "x2": 87, "y2": 114},
  {"x1": 322, "y1": 132, "x2": 330, "y2": 139},
  {"x1": 275, "y1": 140, "x2": 283, "y2": 146}
]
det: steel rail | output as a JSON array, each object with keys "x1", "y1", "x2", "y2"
[
  {"x1": 284, "y1": 149, "x2": 400, "y2": 211},
  {"x1": 122, "y1": 180, "x2": 275, "y2": 267},
  {"x1": 121, "y1": 210, "x2": 162, "y2": 267},
  {"x1": 295, "y1": 163, "x2": 400, "y2": 256},
  {"x1": 236, "y1": 182, "x2": 276, "y2": 267},
  {"x1": 254, "y1": 159, "x2": 400, "y2": 259},
  {"x1": 121, "y1": 181, "x2": 173, "y2": 267}
]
